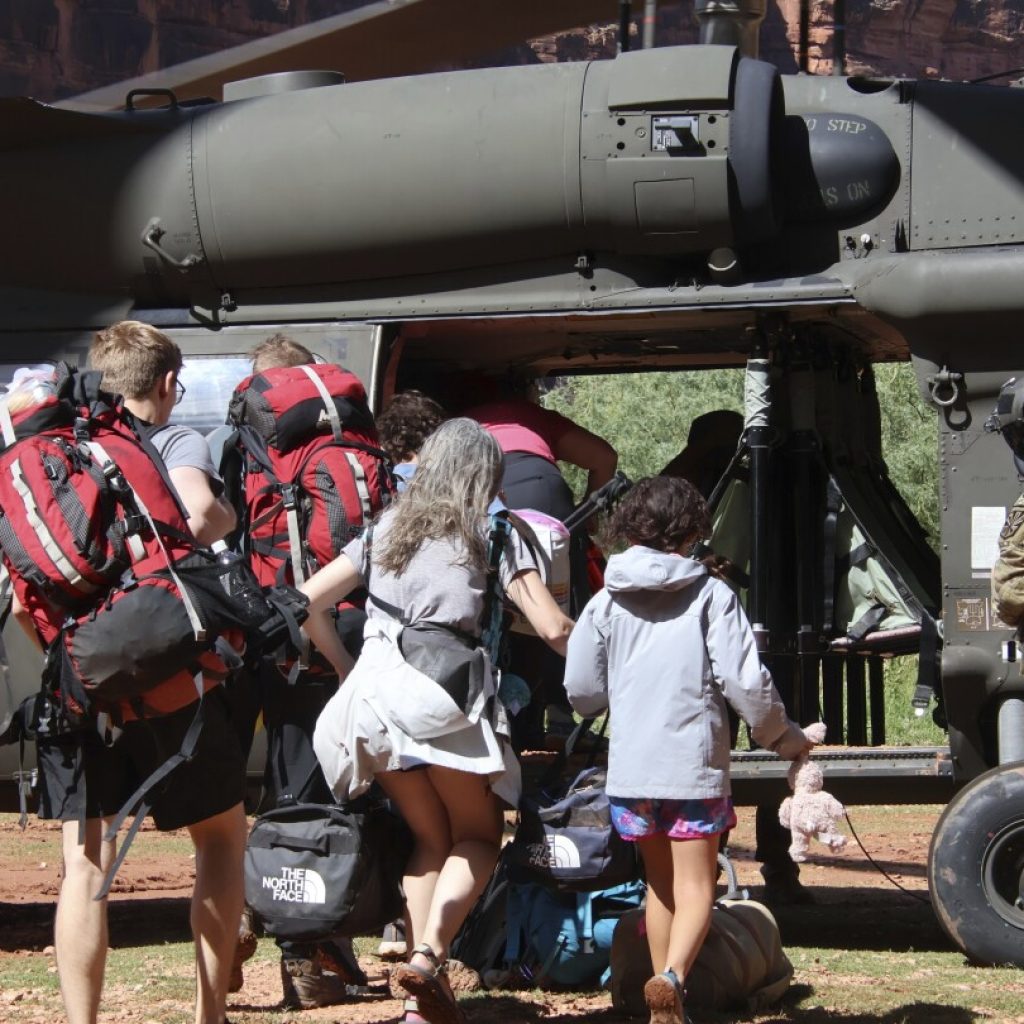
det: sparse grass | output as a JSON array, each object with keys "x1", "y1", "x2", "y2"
[
  {"x1": 782, "y1": 947, "x2": 1024, "y2": 1020},
  {"x1": 5, "y1": 935, "x2": 1024, "y2": 1023},
  {"x1": 0, "y1": 815, "x2": 196, "y2": 861},
  {"x1": 882, "y1": 657, "x2": 947, "y2": 747}
]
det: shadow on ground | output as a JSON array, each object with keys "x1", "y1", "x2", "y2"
[
  {"x1": 2, "y1": 884, "x2": 950, "y2": 956},
  {"x1": 0, "y1": 897, "x2": 191, "y2": 951},
  {"x1": 769, "y1": 885, "x2": 950, "y2": 953},
  {"x1": 463, "y1": 995, "x2": 976, "y2": 1024}
]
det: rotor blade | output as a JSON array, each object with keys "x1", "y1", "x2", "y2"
[{"x1": 58, "y1": 0, "x2": 623, "y2": 111}]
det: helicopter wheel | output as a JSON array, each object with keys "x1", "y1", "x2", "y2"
[{"x1": 928, "y1": 762, "x2": 1024, "y2": 966}]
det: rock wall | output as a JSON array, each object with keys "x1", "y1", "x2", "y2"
[
  {"x1": 537, "y1": 0, "x2": 1024, "y2": 81},
  {"x1": 2, "y1": 0, "x2": 1023, "y2": 103},
  {"x1": 0, "y1": 0, "x2": 366, "y2": 100}
]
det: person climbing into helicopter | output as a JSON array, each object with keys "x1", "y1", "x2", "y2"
[{"x1": 462, "y1": 376, "x2": 618, "y2": 750}]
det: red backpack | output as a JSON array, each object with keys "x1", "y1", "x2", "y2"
[
  {"x1": 227, "y1": 363, "x2": 393, "y2": 590},
  {"x1": 0, "y1": 365, "x2": 236, "y2": 722}
]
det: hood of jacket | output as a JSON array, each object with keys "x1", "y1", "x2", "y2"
[{"x1": 603, "y1": 546, "x2": 707, "y2": 594}]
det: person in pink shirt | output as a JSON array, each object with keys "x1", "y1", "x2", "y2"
[
  {"x1": 465, "y1": 385, "x2": 618, "y2": 750},
  {"x1": 466, "y1": 395, "x2": 617, "y2": 525}
]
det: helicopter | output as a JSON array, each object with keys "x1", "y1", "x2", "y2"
[{"x1": 1, "y1": 0, "x2": 1024, "y2": 970}]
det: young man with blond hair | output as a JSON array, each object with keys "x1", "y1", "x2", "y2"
[
  {"x1": 250, "y1": 332, "x2": 315, "y2": 374},
  {"x1": 20, "y1": 320, "x2": 246, "y2": 1024}
]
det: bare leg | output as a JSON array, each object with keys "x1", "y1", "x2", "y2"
[
  {"x1": 417, "y1": 766, "x2": 502, "y2": 959},
  {"x1": 187, "y1": 802, "x2": 247, "y2": 1024},
  {"x1": 637, "y1": 834, "x2": 673, "y2": 975},
  {"x1": 377, "y1": 769, "x2": 452, "y2": 952},
  {"x1": 666, "y1": 834, "x2": 719, "y2": 978},
  {"x1": 55, "y1": 817, "x2": 115, "y2": 1024}
]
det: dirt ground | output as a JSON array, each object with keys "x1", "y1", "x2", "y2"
[{"x1": 0, "y1": 803, "x2": 950, "y2": 1023}]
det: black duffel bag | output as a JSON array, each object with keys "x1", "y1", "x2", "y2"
[
  {"x1": 506, "y1": 718, "x2": 640, "y2": 893},
  {"x1": 245, "y1": 799, "x2": 411, "y2": 941}
]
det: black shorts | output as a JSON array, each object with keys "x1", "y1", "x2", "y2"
[
  {"x1": 502, "y1": 452, "x2": 575, "y2": 521},
  {"x1": 37, "y1": 687, "x2": 246, "y2": 832}
]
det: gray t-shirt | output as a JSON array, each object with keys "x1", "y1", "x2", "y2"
[
  {"x1": 343, "y1": 509, "x2": 537, "y2": 637},
  {"x1": 149, "y1": 423, "x2": 224, "y2": 498}
]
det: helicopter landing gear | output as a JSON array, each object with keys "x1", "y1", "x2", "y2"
[{"x1": 928, "y1": 762, "x2": 1024, "y2": 966}]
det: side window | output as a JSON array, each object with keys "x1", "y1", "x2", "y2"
[
  {"x1": 174, "y1": 356, "x2": 253, "y2": 434},
  {"x1": 0, "y1": 361, "x2": 58, "y2": 391}
]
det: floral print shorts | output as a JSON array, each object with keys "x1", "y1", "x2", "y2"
[{"x1": 608, "y1": 796, "x2": 737, "y2": 842}]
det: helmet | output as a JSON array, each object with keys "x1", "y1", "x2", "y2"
[{"x1": 985, "y1": 376, "x2": 1024, "y2": 476}]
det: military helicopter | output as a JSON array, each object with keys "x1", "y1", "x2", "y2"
[{"x1": 1, "y1": 0, "x2": 1024, "y2": 969}]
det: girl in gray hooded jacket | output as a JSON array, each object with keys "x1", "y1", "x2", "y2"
[{"x1": 563, "y1": 476, "x2": 810, "y2": 1024}]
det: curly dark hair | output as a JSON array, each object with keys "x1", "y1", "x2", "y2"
[
  {"x1": 612, "y1": 475, "x2": 711, "y2": 552},
  {"x1": 377, "y1": 390, "x2": 446, "y2": 463}
]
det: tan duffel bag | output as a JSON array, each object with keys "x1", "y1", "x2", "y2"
[{"x1": 609, "y1": 898, "x2": 794, "y2": 1014}]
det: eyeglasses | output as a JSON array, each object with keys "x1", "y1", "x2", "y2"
[{"x1": 174, "y1": 379, "x2": 186, "y2": 405}]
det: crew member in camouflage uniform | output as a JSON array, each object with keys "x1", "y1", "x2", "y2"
[
  {"x1": 987, "y1": 376, "x2": 1024, "y2": 629},
  {"x1": 994, "y1": 494, "x2": 1024, "y2": 628}
]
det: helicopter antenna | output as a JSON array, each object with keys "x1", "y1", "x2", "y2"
[
  {"x1": 642, "y1": 0, "x2": 658, "y2": 48},
  {"x1": 833, "y1": 0, "x2": 846, "y2": 75},
  {"x1": 618, "y1": 0, "x2": 633, "y2": 52},
  {"x1": 798, "y1": 0, "x2": 809, "y2": 72}
]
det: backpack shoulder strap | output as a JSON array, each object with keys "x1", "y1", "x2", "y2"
[
  {"x1": 481, "y1": 510, "x2": 511, "y2": 661},
  {"x1": 298, "y1": 364, "x2": 343, "y2": 443}
]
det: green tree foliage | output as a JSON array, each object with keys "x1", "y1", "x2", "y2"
[
  {"x1": 543, "y1": 362, "x2": 939, "y2": 546},
  {"x1": 870, "y1": 363, "x2": 940, "y2": 545}
]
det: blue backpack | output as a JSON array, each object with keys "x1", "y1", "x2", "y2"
[{"x1": 504, "y1": 879, "x2": 646, "y2": 988}]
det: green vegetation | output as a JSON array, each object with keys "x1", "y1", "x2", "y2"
[
  {"x1": 882, "y1": 658, "x2": 946, "y2": 747},
  {"x1": 543, "y1": 362, "x2": 938, "y2": 545},
  {"x1": 544, "y1": 368, "x2": 745, "y2": 501}
]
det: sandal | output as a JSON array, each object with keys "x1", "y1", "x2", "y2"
[
  {"x1": 643, "y1": 969, "x2": 688, "y2": 1024},
  {"x1": 392, "y1": 944, "x2": 467, "y2": 1024},
  {"x1": 402, "y1": 996, "x2": 429, "y2": 1023}
]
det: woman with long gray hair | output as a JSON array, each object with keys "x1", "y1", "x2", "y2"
[{"x1": 304, "y1": 417, "x2": 573, "y2": 1024}]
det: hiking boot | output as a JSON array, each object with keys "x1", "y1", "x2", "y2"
[
  {"x1": 228, "y1": 905, "x2": 259, "y2": 993},
  {"x1": 378, "y1": 918, "x2": 408, "y2": 960},
  {"x1": 402, "y1": 997, "x2": 428, "y2": 1023},
  {"x1": 280, "y1": 956, "x2": 350, "y2": 1009},
  {"x1": 317, "y1": 939, "x2": 368, "y2": 986}
]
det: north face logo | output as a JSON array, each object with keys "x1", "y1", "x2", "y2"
[
  {"x1": 526, "y1": 834, "x2": 581, "y2": 870},
  {"x1": 261, "y1": 866, "x2": 327, "y2": 904}
]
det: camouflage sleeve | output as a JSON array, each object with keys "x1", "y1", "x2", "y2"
[{"x1": 993, "y1": 494, "x2": 1024, "y2": 627}]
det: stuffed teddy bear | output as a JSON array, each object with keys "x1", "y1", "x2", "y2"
[{"x1": 778, "y1": 722, "x2": 847, "y2": 863}]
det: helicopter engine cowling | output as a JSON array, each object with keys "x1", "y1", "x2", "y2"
[{"x1": 0, "y1": 45, "x2": 785, "y2": 303}]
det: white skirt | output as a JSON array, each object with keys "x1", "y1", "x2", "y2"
[{"x1": 312, "y1": 618, "x2": 522, "y2": 807}]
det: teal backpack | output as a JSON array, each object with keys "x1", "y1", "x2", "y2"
[{"x1": 503, "y1": 879, "x2": 646, "y2": 988}]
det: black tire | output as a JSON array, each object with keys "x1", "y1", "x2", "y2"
[{"x1": 928, "y1": 761, "x2": 1024, "y2": 966}]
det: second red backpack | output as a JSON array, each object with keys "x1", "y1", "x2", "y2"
[{"x1": 228, "y1": 363, "x2": 392, "y2": 588}]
